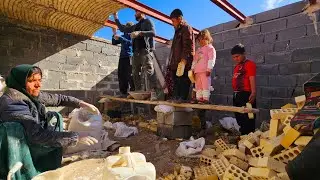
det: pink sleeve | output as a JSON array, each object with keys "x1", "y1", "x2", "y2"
[
  {"x1": 192, "y1": 50, "x2": 198, "y2": 70},
  {"x1": 207, "y1": 47, "x2": 216, "y2": 70}
]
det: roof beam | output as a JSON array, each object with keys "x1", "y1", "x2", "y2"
[
  {"x1": 110, "y1": 0, "x2": 200, "y2": 34},
  {"x1": 104, "y1": 20, "x2": 169, "y2": 43},
  {"x1": 210, "y1": 0, "x2": 246, "y2": 23}
]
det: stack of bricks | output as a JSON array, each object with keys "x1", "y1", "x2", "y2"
[
  {"x1": 191, "y1": 95, "x2": 317, "y2": 180},
  {"x1": 156, "y1": 110, "x2": 193, "y2": 140}
]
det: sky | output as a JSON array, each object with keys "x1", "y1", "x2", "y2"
[{"x1": 94, "y1": 0, "x2": 301, "y2": 40}]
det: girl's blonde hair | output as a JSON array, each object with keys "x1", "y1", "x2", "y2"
[{"x1": 196, "y1": 29, "x2": 213, "y2": 44}]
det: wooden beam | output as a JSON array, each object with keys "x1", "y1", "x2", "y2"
[{"x1": 100, "y1": 95, "x2": 260, "y2": 114}]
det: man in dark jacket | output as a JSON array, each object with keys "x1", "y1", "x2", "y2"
[
  {"x1": 167, "y1": 9, "x2": 195, "y2": 101},
  {"x1": 113, "y1": 11, "x2": 158, "y2": 100},
  {"x1": 112, "y1": 23, "x2": 135, "y2": 96}
]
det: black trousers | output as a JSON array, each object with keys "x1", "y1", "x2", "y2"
[
  {"x1": 172, "y1": 70, "x2": 191, "y2": 100},
  {"x1": 233, "y1": 91, "x2": 256, "y2": 135},
  {"x1": 118, "y1": 57, "x2": 135, "y2": 94}
]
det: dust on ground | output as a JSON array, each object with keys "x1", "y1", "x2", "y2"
[{"x1": 59, "y1": 113, "x2": 237, "y2": 178}]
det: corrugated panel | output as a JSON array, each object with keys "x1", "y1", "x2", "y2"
[{"x1": 0, "y1": 0, "x2": 125, "y2": 36}]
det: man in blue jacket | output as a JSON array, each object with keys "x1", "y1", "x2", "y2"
[{"x1": 112, "y1": 22, "x2": 135, "y2": 97}]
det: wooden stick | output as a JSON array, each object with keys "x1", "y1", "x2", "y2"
[{"x1": 100, "y1": 95, "x2": 259, "y2": 114}]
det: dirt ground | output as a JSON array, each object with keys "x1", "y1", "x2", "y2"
[
  {"x1": 55, "y1": 113, "x2": 239, "y2": 179},
  {"x1": 110, "y1": 128, "x2": 199, "y2": 177}
]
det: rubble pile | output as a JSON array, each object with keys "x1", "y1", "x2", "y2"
[{"x1": 159, "y1": 95, "x2": 319, "y2": 180}]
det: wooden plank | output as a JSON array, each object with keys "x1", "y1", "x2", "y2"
[{"x1": 100, "y1": 95, "x2": 259, "y2": 114}]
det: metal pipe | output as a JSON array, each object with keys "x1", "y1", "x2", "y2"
[
  {"x1": 104, "y1": 20, "x2": 169, "y2": 43},
  {"x1": 111, "y1": 0, "x2": 199, "y2": 34},
  {"x1": 210, "y1": 0, "x2": 246, "y2": 23}
]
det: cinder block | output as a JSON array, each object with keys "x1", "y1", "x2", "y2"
[
  {"x1": 261, "y1": 135, "x2": 284, "y2": 156},
  {"x1": 295, "y1": 95, "x2": 306, "y2": 109},
  {"x1": 274, "y1": 40, "x2": 290, "y2": 52},
  {"x1": 277, "y1": 172, "x2": 290, "y2": 180},
  {"x1": 156, "y1": 124, "x2": 192, "y2": 140},
  {"x1": 239, "y1": 25, "x2": 261, "y2": 37},
  {"x1": 214, "y1": 139, "x2": 230, "y2": 151},
  {"x1": 223, "y1": 149, "x2": 246, "y2": 161},
  {"x1": 162, "y1": 111, "x2": 193, "y2": 126},
  {"x1": 249, "y1": 157, "x2": 286, "y2": 173},
  {"x1": 238, "y1": 144, "x2": 246, "y2": 154},
  {"x1": 279, "y1": 1, "x2": 305, "y2": 17},
  {"x1": 269, "y1": 119, "x2": 280, "y2": 138},
  {"x1": 223, "y1": 164, "x2": 252, "y2": 180},
  {"x1": 279, "y1": 62, "x2": 311, "y2": 75},
  {"x1": 250, "y1": 43, "x2": 273, "y2": 55},
  {"x1": 281, "y1": 127, "x2": 300, "y2": 149},
  {"x1": 248, "y1": 167, "x2": 277, "y2": 178},
  {"x1": 283, "y1": 125, "x2": 291, "y2": 134},
  {"x1": 200, "y1": 155, "x2": 215, "y2": 166},
  {"x1": 250, "y1": 146, "x2": 268, "y2": 158},
  {"x1": 218, "y1": 154, "x2": 230, "y2": 167},
  {"x1": 294, "y1": 136, "x2": 312, "y2": 146},
  {"x1": 211, "y1": 159, "x2": 227, "y2": 179},
  {"x1": 255, "y1": 8, "x2": 279, "y2": 23},
  {"x1": 202, "y1": 148, "x2": 217, "y2": 158},
  {"x1": 272, "y1": 146, "x2": 303, "y2": 164},
  {"x1": 260, "y1": 139, "x2": 268, "y2": 147},
  {"x1": 242, "y1": 34, "x2": 264, "y2": 47},
  {"x1": 257, "y1": 65, "x2": 279, "y2": 76},
  {"x1": 270, "y1": 108, "x2": 298, "y2": 122},
  {"x1": 193, "y1": 166, "x2": 218, "y2": 180},
  {"x1": 287, "y1": 13, "x2": 313, "y2": 28},
  {"x1": 282, "y1": 115, "x2": 294, "y2": 125},
  {"x1": 230, "y1": 157, "x2": 249, "y2": 171},
  {"x1": 290, "y1": 35, "x2": 320, "y2": 49},
  {"x1": 261, "y1": 19, "x2": 286, "y2": 33},
  {"x1": 221, "y1": 29, "x2": 239, "y2": 41},
  {"x1": 243, "y1": 140, "x2": 255, "y2": 149},
  {"x1": 269, "y1": 76, "x2": 297, "y2": 88},
  {"x1": 265, "y1": 31, "x2": 278, "y2": 43},
  {"x1": 180, "y1": 166, "x2": 192, "y2": 178},
  {"x1": 292, "y1": 47, "x2": 320, "y2": 62},
  {"x1": 311, "y1": 61, "x2": 320, "y2": 73},
  {"x1": 278, "y1": 26, "x2": 307, "y2": 41},
  {"x1": 265, "y1": 52, "x2": 291, "y2": 65}
]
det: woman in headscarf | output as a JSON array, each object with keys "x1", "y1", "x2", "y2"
[{"x1": 0, "y1": 64, "x2": 98, "y2": 179}]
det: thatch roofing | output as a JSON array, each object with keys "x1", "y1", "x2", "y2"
[{"x1": 0, "y1": 0, "x2": 125, "y2": 36}]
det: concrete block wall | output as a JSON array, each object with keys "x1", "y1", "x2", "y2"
[
  {"x1": 0, "y1": 16, "x2": 121, "y2": 114},
  {"x1": 155, "y1": 1, "x2": 320, "y2": 125}
]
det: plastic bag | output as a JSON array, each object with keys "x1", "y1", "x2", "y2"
[
  {"x1": 68, "y1": 108, "x2": 102, "y2": 131},
  {"x1": 66, "y1": 108, "x2": 118, "y2": 154},
  {"x1": 219, "y1": 117, "x2": 240, "y2": 132},
  {"x1": 175, "y1": 137, "x2": 205, "y2": 157},
  {"x1": 154, "y1": 105, "x2": 193, "y2": 114},
  {"x1": 112, "y1": 122, "x2": 138, "y2": 138}
]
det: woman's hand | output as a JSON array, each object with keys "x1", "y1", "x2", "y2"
[
  {"x1": 78, "y1": 134, "x2": 98, "y2": 146},
  {"x1": 79, "y1": 101, "x2": 99, "y2": 114}
]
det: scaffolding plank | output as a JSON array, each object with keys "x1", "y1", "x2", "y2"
[{"x1": 100, "y1": 95, "x2": 259, "y2": 114}]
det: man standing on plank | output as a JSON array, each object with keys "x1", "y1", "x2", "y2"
[
  {"x1": 166, "y1": 9, "x2": 195, "y2": 102},
  {"x1": 113, "y1": 11, "x2": 159, "y2": 100},
  {"x1": 231, "y1": 44, "x2": 257, "y2": 135},
  {"x1": 111, "y1": 23, "x2": 135, "y2": 97}
]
